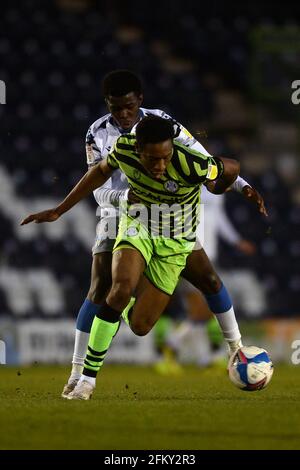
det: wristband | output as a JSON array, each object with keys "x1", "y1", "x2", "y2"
[{"x1": 231, "y1": 176, "x2": 250, "y2": 193}]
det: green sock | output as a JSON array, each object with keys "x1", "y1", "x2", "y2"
[
  {"x1": 121, "y1": 297, "x2": 136, "y2": 326},
  {"x1": 83, "y1": 316, "x2": 120, "y2": 377},
  {"x1": 206, "y1": 317, "x2": 223, "y2": 348},
  {"x1": 153, "y1": 316, "x2": 172, "y2": 352}
]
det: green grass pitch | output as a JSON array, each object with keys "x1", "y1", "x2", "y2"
[{"x1": 0, "y1": 364, "x2": 299, "y2": 450}]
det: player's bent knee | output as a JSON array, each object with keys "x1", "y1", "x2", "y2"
[
  {"x1": 87, "y1": 254, "x2": 113, "y2": 304},
  {"x1": 112, "y1": 281, "x2": 133, "y2": 298},
  {"x1": 208, "y1": 273, "x2": 221, "y2": 292},
  {"x1": 130, "y1": 319, "x2": 153, "y2": 336},
  {"x1": 131, "y1": 324, "x2": 151, "y2": 337},
  {"x1": 107, "y1": 281, "x2": 134, "y2": 311},
  {"x1": 87, "y1": 288, "x2": 104, "y2": 305},
  {"x1": 87, "y1": 276, "x2": 110, "y2": 304},
  {"x1": 200, "y1": 273, "x2": 222, "y2": 295}
]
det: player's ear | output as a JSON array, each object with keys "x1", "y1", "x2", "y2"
[
  {"x1": 137, "y1": 94, "x2": 143, "y2": 106},
  {"x1": 135, "y1": 142, "x2": 142, "y2": 154}
]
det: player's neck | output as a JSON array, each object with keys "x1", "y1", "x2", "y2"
[{"x1": 111, "y1": 109, "x2": 143, "y2": 133}]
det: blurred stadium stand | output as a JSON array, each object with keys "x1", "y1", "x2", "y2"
[{"x1": 0, "y1": 0, "x2": 299, "y2": 333}]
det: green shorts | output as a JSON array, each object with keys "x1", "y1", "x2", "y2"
[{"x1": 113, "y1": 214, "x2": 195, "y2": 295}]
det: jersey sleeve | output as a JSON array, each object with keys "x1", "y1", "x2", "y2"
[
  {"x1": 205, "y1": 156, "x2": 224, "y2": 181},
  {"x1": 181, "y1": 151, "x2": 224, "y2": 185},
  {"x1": 85, "y1": 126, "x2": 102, "y2": 167},
  {"x1": 106, "y1": 141, "x2": 120, "y2": 169}
]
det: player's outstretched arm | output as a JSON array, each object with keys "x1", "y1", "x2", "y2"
[
  {"x1": 241, "y1": 185, "x2": 268, "y2": 217},
  {"x1": 206, "y1": 157, "x2": 240, "y2": 195},
  {"x1": 230, "y1": 176, "x2": 268, "y2": 217},
  {"x1": 20, "y1": 159, "x2": 113, "y2": 225}
]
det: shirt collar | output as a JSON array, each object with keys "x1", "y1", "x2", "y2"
[{"x1": 108, "y1": 109, "x2": 145, "y2": 134}]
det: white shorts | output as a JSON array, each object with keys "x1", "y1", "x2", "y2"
[{"x1": 92, "y1": 216, "x2": 119, "y2": 255}]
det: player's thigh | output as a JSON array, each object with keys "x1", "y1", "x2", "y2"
[
  {"x1": 87, "y1": 251, "x2": 113, "y2": 303},
  {"x1": 106, "y1": 247, "x2": 146, "y2": 311},
  {"x1": 181, "y1": 248, "x2": 221, "y2": 294},
  {"x1": 131, "y1": 247, "x2": 185, "y2": 334},
  {"x1": 110, "y1": 212, "x2": 152, "y2": 294},
  {"x1": 130, "y1": 275, "x2": 171, "y2": 336},
  {"x1": 110, "y1": 247, "x2": 146, "y2": 294}
]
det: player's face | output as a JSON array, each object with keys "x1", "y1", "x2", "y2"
[
  {"x1": 105, "y1": 92, "x2": 143, "y2": 130},
  {"x1": 138, "y1": 140, "x2": 173, "y2": 180}
]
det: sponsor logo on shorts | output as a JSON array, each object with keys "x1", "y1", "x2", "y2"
[{"x1": 126, "y1": 227, "x2": 138, "y2": 236}]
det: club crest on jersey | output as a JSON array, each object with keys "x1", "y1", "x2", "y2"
[{"x1": 164, "y1": 180, "x2": 179, "y2": 193}]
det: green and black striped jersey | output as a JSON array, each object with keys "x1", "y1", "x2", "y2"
[{"x1": 107, "y1": 134, "x2": 223, "y2": 240}]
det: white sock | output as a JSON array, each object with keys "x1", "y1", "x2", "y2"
[
  {"x1": 72, "y1": 329, "x2": 90, "y2": 365},
  {"x1": 79, "y1": 374, "x2": 96, "y2": 387},
  {"x1": 69, "y1": 329, "x2": 90, "y2": 382},
  {"x1": 214, "y1": 307, "x2": 241, "y2": 343},
  {"x1": 69, "y1": 363, "x2": 83, "y2": 382}
]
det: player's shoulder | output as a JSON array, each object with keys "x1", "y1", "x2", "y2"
[
  {"x1": 142, "y1": 108, "x2": 181, "y2": 139},
  {"x1": 141, "y1": 107, "x2": 163, "y2": 117},
  {"x1": 87, "y1": 113, "x2": 111, "y2": 137},
  {"x1": 174, "y1": 139, "x2": 208, "y2": 158},
  {"x1": 141, "y1": 107, "x2": 174, "y2": 120},
  {"x1": 115, "y1": 133, "x2": 136, "y2": 149},
  {"x1": 174, "y1": 139, "x2": 193, "y2": 152}
]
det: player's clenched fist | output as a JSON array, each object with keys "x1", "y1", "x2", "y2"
[{"x1": 20, "y1": 208, "x2": 60, "y2": 225}]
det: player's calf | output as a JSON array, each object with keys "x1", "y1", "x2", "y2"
[
  {"x1": 121, "y1": 296, "x2": 156, "y2": 336},
  {"x1": 204, "y1": 283, "x2": 243, "y2": 361}
]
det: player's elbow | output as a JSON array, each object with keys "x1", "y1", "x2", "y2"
[
  {"x1": 222, "y1": 157, "x2": 240, "y2": 180},
  {"x1": 231, "y1": 159, "x2": 240, "y2": 179},
  {"x1": 213, "y1": 157, "x2": 240, "y2": 194}
]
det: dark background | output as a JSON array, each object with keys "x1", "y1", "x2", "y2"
[{"x1": 0, "y1": 0, "x2": 299, "y2": 320}]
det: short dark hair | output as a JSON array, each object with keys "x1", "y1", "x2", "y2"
[
  {"x1": 102, "y1": 70, "x2": 142, "y2": 97},
  {"x1": 136, "y1": 116, "x2": 175, "y2": 148}
]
